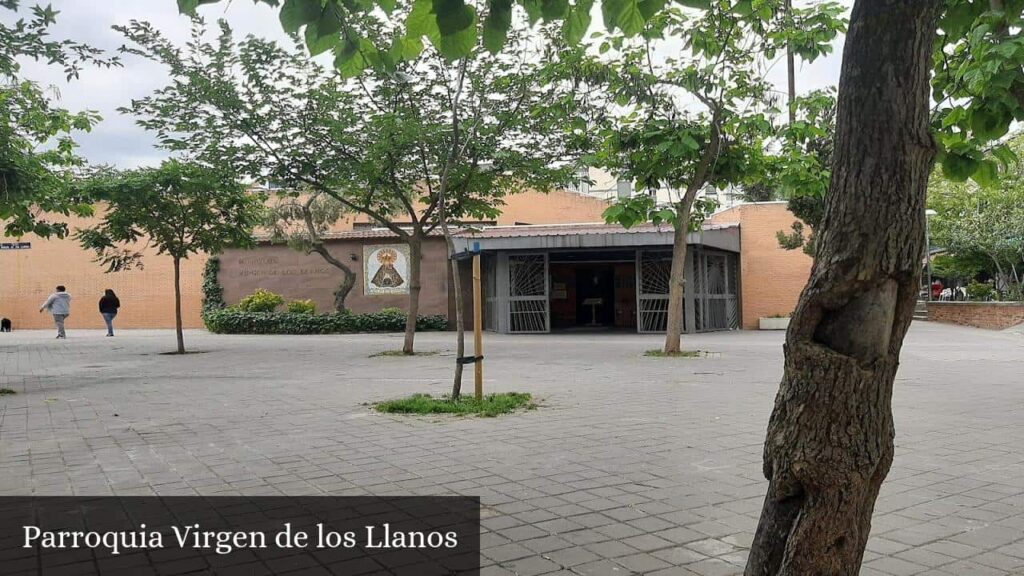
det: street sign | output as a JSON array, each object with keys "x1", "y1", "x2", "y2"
[{"x1": 0, "y1": 242, "x2": 30, "y2": 250}]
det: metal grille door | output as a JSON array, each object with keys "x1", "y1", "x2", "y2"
[
  {"x1": 483, "y1": 254, "x2": 498, "y2": 331},
  {"x1": 693, "y1": 250, "x2": 740, "y2": 331},
  {"x1": 637, "y1": 250, "x2": 675, "y2": 333},
  {"x1": 508, "y1": 254, "x2": 549, "y2": 333}
]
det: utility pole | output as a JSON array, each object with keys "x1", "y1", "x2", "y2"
[{"x1": 786, "y1": 0, "x2": 796, "y2": 125}]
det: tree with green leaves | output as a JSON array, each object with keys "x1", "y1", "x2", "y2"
[
  {"x1": 583, "y1": 2, "x2": 844, "y2": 354},
  {"x1": 928, "y1": 135, "x2": 1024, "y2": 297},
  {"x1": 773, "y1": 88, "x2": 836, "y2": 256},
  {"x1": 176, "y1": 0, "x2": 1024, "y2": 571},
  {"x1": 77, "y1": 160, "x2": 266, "y2": 354},
  {"x1": 266, "y1": 191, "x2": 359, "y2": 312},
  {"x1": 1, "y1": 0, "x2": 118, "y2": 237},
  {"x1": 118, "y1": 15, "x2": 587, "y2": 359}
]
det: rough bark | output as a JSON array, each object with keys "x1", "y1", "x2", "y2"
[
  {"x1": 402, "y1": 236, "x2": 423, "y2": 355},
  {"x1": 745, "y1": 2, "x2": 942, "y2": 574},
  {"x1": 664, "y1": 197, "x2": 696, "y2": 353},
  {"x1": 173, "y1": 257, "x2": 185, "y2": 355},
  {"x1": 664, "y1": 108, "x2": 721, "y2": 354},
  {"x1": 308, "y1": 243, "x2": 356, "y2": 313},
  {"x1": 333, "y1": 266, "x2": 356, "y2": 313}
]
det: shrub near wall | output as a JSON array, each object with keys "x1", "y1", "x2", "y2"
[{"x1": 201, "y1": 258, "x2": 448, "y2": 335}]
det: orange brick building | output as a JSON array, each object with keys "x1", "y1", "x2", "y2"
[
  {"x1": 2, "y1": 196, "x2": 812, "y2": 333},
  {"x1": 708, "y1": 202, "x2": 814, "y2": 329},
  {"x1": 1, "y1": 189, "x2": 611, "y2": 330}
]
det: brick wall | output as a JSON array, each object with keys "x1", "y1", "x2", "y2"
[
  {"x1": 708, "y1": 203, "x2": 813, "y2": 330},
  {"x1": 928, "y1": 302, "x2": 1024, "y2": 330},
  {"x1": 219, "y1": 238, "x2": 452, "y2": 317},
  {"x1": 2, "y1": 190, "x2": 608, "y2": 330},
  {"x1": 344, "y1": 188, "x2": 611, "y2": 230},
  {"x1": 0, "y1": 213, "x2": 207, "y2": 331}
]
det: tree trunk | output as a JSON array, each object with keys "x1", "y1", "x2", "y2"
[
  {"x1": 664, "y1": 196, "x2": 698, "y2": 353},
  {"x1": 173, "y1": 257, "x2": 185, "y2": 355},
  {"x1": 403, "y1": 236, "x2": 423, "y2": 355},
  {"x1": 332, "y1": 263, "x2": 357, "y2": 313},
  {"x1": 745, "y1": 2, "x2": 942, "y2": 575}
]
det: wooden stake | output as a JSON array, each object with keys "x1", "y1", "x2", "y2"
[{"x1": 472, "y1": 253, "x2": 483, "y2": 401}]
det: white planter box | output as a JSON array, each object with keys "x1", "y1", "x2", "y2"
[{"x1": 759, "y1": 317, "x2": 790, "y2": 330}]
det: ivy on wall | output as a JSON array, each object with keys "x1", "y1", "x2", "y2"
[{"x1": 201, "y1": 257, "x2": 227, "y2": 314}]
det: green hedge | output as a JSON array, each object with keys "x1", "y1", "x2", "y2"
[
  {"x1": 204, "y1": 308, "x2": 449, "y2": 335},
  {"x1": 201, "y1": 256, "x2": 448, "y2": 335}
]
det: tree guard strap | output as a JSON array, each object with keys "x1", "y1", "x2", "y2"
[{"x1": 456, "y1": 355, "x2": 483, "y2": 365}]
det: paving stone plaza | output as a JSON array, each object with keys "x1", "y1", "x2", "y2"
[{"x1": 1, "y1": 322, "x2": 1023, "y2": 575}]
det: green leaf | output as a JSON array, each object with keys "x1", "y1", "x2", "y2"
[
  {"x1": 335, "y1": 39, "x2": 368, "y2": 78},
  {"x1": 177, "y1": 0, "x2": 221, "y2": 15},
  {"x1": 279, "y1": 0, "x2": 322, "y2": 34},
  {"x1": 397, "y1": 35, "x2": 424, "y2": 59},
  {"x1": 680, "y1": 133, "x2": 699, "y2": 151},
  {"x1": 603, "y1": 203, "x2": 625, "y2": 223},
  {"x1": 676, "y1": 0, "x2": 710, "y2": 8},
  {"x1": 541, "y1": 0, "x2": 569, "y2": 21},
  {"x1": 991, "y1": 143, "x2": 1019, "y2": 170},
  {"x1": 523, "y1": 0, "x2": 543, "y2": 23},
  {"x1": 969, "y1": 107, "x2": 1011, "y2": 141},
  {"x1": 941, "y1": 151, "x2": 981, "y2": 182},
  {"x1": 434, "y1": 0, "x2": 474, "y2": 35},
  {"x1": 637, "y1": 0, "x2": 667, "y2": 20},
  {"x1": 970, "y1": 159, "x2": 999, "y2": 189},
  {"x1": 435, "y1": 7, "x2": 477, "y2": 60},
  {"x1": 304, "y1": 20, "x2": 340, "y2": 55},
  {"x1": 562, "y1": 0, "x2": 593, "y2": 45},
  {"x1": 407, "y1": 0, "x2": 441, "y2": 42},
  {"x1": 613, "y1": 0, "x2": 646, "y2": 35},
  {"x1": 483, "y1": 0, "x2": 513, "y2": 52}
]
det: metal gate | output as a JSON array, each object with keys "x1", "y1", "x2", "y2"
[
  {"x1": 636, "y1": 250, "x2": 675, "y2": 333},
  {"x1": 507, "y1": 253, "x2": 549, "y2": 333},
  {"x1": 483, "y1": 253, "x2": 498, "y2": 331},
  {"x1": 693, "y1": 249, "x2": 739, "y2": 331}
]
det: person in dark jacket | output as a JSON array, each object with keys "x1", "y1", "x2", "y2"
[{"x1": 98, "y1": 289, "x2": 121, "y2": 337}]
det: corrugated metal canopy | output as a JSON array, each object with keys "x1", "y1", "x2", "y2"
[{"x1": 453, "y1": 222, "x2": 740, "y2": 253}]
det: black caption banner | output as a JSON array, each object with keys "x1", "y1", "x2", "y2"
[{"x1": 0, "y1": 496, "x2": 480, "y2": 575}]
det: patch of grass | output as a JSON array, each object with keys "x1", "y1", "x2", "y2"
[
  {"x1": 375, "y1": 392, "x2": 535, "y2": 417},
  {"x1": 370, "y1": 350, "x2": 440, "y2": 358},
  {"x1": 645, "y1": 349, "x2": 705, "y2": 358},
  {"x1": 0, "y1": 388, "x2": 16, "y2": 396}
]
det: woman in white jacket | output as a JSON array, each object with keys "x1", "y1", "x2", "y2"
[{"x1": 39, "y1": 285, "x2": 72, "y2": 339}]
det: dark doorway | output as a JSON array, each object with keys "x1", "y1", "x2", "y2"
[
  {"x1": 549, "y1": 258, "x2": 636, "y2": 331},
  {"x1": 575, "y1": 266, "x2": 615, "y2": 327}
]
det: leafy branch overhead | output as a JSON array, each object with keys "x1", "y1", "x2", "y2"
[
  {"x1": 178, "y1": 0, "x2": 1024, "y2": 187},
  {"x1": 1, "y1": 0, "x2": 120, "y2": 238},
  {"x1": 177, "y1": 0, "x2": 843, "y2": 71}
]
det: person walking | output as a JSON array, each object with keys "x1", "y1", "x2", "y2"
[
  {"x1": 98, "y1": 289, "x2": 121, "y2": 337},
  {"x1": 39, "y1": 285, "x2": 72, "y2": 339}
]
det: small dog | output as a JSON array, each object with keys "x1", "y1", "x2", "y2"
[{"x1": 0, "y1": 318, "x2": 11, "y2": 332}]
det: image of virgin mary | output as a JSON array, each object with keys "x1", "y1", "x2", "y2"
[{"x1": 371, "y1": 248, "x2": 405, "y2": 288}]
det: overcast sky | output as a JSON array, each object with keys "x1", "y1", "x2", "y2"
[{"x1": 9, "y1": 0, "x2": 852, "y2": 169}]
